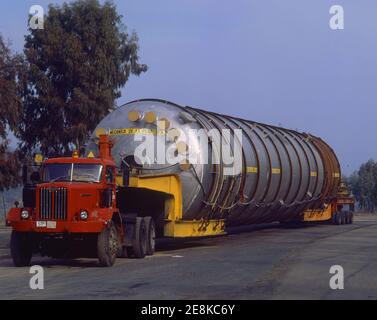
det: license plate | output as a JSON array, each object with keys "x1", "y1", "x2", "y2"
[
  {"x1": 36, "y1": 221, "x2": 47, "y2": 228},
  {"x1": 47, "y1": 221, "x2": 57, "y2": 229}
]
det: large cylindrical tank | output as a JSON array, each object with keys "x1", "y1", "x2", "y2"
[{"x1": 86, "y1": 99, "x2": 340, "y2": 225}]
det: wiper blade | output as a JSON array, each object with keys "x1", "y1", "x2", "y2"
[{"x1": 50, "y1": 175, "x2": 71, "y2": 182}]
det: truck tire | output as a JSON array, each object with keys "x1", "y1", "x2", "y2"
[
  {"x1": 131, "y1": 217, "x2": 147, "y2": 258},
  {"x1": 334, "y1": 212, "x2": 342, "y2": 225},
  {"x1": 341, "y1": 211, "x2": 347, "y2": 225},
  {"x1": 331, "y1": 212, "x2": 336, "y2": 224},
  {"x1": 343, "y1": 211, "x2": 348, "y2": 224},
  {"x1": 97, "y1": 221, "x2": 119, "y2": 267},
  {"x1": 117, "y1": 246, "x2": 133, "y2": 258},
  {"x1": 349, "y1": 211, "x2": 353, "y2": 224},
  {"x1": 10, "y1": 231, "x2": 32, "y2": 267},
  {"x1": 345, "y1": 211, "x2": 351, "y2": 224},
  {"x1": 144, "y1": 217, "x2": 156, "y2": 256}
]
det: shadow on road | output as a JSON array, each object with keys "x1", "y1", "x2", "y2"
[
  {"x1": 0, "y1": 221, "x2": 322, "y2": 268},
  {"x1": 156, "y1": 221, "x2": 319, "y2": 251},
  {"x1": 227, "y1": 220, "x2": 318, "y2": 233},
  {"x1": 156, "y1": 238, "x2": 216, "y2": 251},
  {"x1": 0, "y1": 256, "x2": 101, "y2": 268}
]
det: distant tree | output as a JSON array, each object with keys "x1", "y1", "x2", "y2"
[
  {"x1": 19, "y1": 0, "x2": 147, "y2": 157},
  {"x1": 0, "y1": 34, "x2": 25, "y2": 192},
  {"x1": 348, "y1": 159, "x2": 377, "y2": 212}
]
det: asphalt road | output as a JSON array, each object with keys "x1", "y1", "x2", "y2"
[{"x1": 0, "y1": 216, "x2": 377, "y2": 300}]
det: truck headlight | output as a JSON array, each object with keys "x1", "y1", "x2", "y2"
[
  {"x1": 79, "y1": 210, "x2": 88, "y2": 220},
  {"x1": 21, "y1": 210, "x2": 30, "y2": 220}
]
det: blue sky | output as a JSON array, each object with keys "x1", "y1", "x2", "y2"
[{"x1": 1, "y1": 0, "x2": 376, "y2": 175}]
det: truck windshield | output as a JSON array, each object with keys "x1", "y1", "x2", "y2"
[{"x1": 43, "y1": 163, "x2": 103, "y2": 183}]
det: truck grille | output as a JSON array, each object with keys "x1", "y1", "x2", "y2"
[{"x1": 39, "y1": 187, "x2": 68, "y2": 220}]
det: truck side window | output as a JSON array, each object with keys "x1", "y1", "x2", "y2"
[{"x1": 105, "y1": 166, "x2": 114, "y2": 184}]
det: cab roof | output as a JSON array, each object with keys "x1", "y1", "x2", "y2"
[{"x1": 44, "y1": 157, "x2": 115, "y2": 166}]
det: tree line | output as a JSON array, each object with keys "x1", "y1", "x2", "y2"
[
  {"x1": 0, "y1": 0, "x2": 147, "y2": 192},
  {"x1": 346, "y1": 159, "x2": 377, "y2": 213}
]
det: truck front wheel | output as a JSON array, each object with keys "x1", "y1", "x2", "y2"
[
  {"x1": 10, "y1": 231, "x2": 33, "y2": 267},
  {"x1": 97, "y1": 221, "x2": 119, "y2": 267}
]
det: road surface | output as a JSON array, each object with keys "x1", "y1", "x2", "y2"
[{"x1": 0, "y1": 216, "x2": 377, "y2": 299}]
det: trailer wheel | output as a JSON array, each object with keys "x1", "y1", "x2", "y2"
[
  {"x1": 348, "y1": 211, "x2": 353, "y2": 224},
  {"x1": 343, "y1": 212, "x2": 348, "y2": 224},
  {"x1": 97, "y1": 221, "x2": 119, "y2": 267},
  {"x1": 10, "y1": 231, "x2": 33, "y2": 267},
  {"x1": 144, "y1": 217, "x2": 156, "y2": 256},
  {"x1": 334, "y1": 212, "x2": 342, "y2": 225},
  {"x1": 131, "y1": 217, "x2": 147, "y2": 258},
  {"x1": 341, "y1": 211, "x2": 347, "y2": 224},
  {"x1": 346, "y1": 211, "x2": 351, "y2": 224}
]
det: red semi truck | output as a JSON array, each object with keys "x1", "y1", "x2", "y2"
[{"x1": 6, "y1": 135, "x2": 155, "y2": 267}]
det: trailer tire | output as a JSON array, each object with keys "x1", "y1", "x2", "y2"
[
  {"x1": 334, "y1": 212, "x2": 342, "y2": 225},
  {"x1": 10, "y1": 231, "x2": 32, "y2": 267},
  {"x1": 131, "y1": 217, "x2": 147, "y2": 259},
  {"x1": 348, "y1": 211, "x2": 353, "y2": 224},
  {"x1": 343, "y1": 212, "x2": 348, "y2": 224},
  {"x1": 144, "y1": 217, "x2": 156, "y2": 256},
  {"x1": 97, "y1": 221, "x2": 119, "y2": 267},
  {"x1": 341, "y1": 211, "x2": 347, "y2": 225},
  {"x1": 345, "y1": 211, "x2": 351, "y2": 224}
]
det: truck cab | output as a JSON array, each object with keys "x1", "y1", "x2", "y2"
[
  {"x1": 6, "y1": 135, "x2": 156, "y2": 267},
  {"x1": 12, "y1": 156, "x2": 118, "y2": 233}
]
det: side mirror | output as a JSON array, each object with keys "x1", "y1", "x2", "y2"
[
  {"x1": 14, "y1": 201, "x2": 19, "y2": 208},
  {"x1": 30, "y1": 171, "x2": 41, "y2": 184}
]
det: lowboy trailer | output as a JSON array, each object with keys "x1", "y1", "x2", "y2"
[{"x1": 6, "y1": 99, "x2": 354, "y2": 267}]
